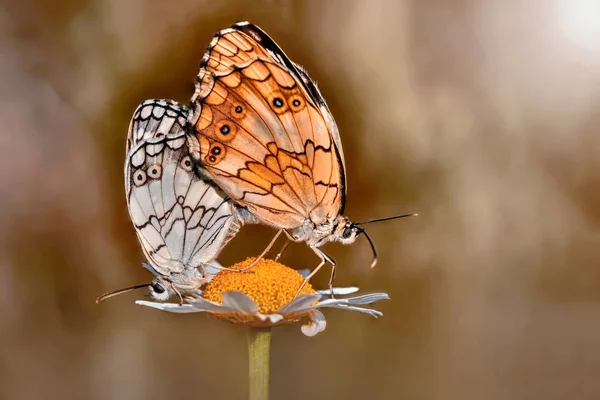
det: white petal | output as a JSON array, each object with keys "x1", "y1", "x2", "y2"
[
  {"x1": 297, "y1": 268, "x2": 310, "y2": 278},
  {"x1": 256, "y1": 313, "x2": 284, "y2": 323},
  {"x1": 316, "y1": 287, "x2": 359, "y2": 297},
  {"x1": 323, "y1": 304, "x2": 383, "y2": 318},
  {"x1": 203, "y1": 261, "x2": 223, "y2": 279},
  {"x1": 136, "y1": 300, "x2": 204, "y2": 313},
  {"x1": 278, "y1": 294, "x2": 320, "y2": 313},
  {"x1": 318, "y1": 293, "x2": 390, "y2": 306},
  {"x1": 187, "y1": 297, "x2": 237, "y2": 312},
  {"x1": 292, "y1": 292, "x2": 389, "y2": 318},
  {"x1": 222, "y1": 292, "x2": 259, "y2": 313},
  {"x1": 349, "y1": 292, "x2": 389, "y2": 304},
  {"x1": 301, "y1": 310, "x2": 326, "y2": 337}
]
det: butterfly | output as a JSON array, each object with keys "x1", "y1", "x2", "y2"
[
  {"x1": 185, "y1": 22, "x2": 414, "y2": 292},
  {"x1": 97, "y1": 99, "x2": 244, "y2": 303}
]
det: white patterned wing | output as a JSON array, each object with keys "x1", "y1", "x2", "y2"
[
  {"x1": 126, "y1": 99, "x2": 188, "y2": 153},
  {"x1": 125, "y1": 99, "x2": 239, "y2": 279}
]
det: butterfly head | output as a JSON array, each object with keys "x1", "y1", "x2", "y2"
[
  {"x1": 145, "y1": 264, "x2": 208, "y2": 301},
  {"x1": 329, "y1": 216, "x2": 379, "y2": 269},
  {"x1": 334, "y1": 217, "x2": 361, "y2": 245}
]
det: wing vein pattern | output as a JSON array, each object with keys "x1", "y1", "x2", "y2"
[
  {"x1": 126, "y1": 99, "x2": 239, "y2": 281},
  {"x1": 188, "y1": 22, "x2": 347, "y2": 230}
]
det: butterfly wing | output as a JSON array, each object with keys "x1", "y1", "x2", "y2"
[
  {"x1": 187, "y1": 22, "x2": 346, "y2": 230},
  {"x1": 126, "y1": 99, "x2": 239, "y2": 280}
]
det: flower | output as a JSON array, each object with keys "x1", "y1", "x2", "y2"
[{"x1": 136, "y1": 258, "x2": 389, "y2": 336}]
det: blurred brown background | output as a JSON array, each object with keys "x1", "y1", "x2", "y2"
[{"x1": 2, "y1": 0, "x2": 600, "y2": 399}]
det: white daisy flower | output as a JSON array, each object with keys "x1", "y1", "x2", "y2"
[{"x1": 136, "y1": 258, "x2": 389, "y2": 337}]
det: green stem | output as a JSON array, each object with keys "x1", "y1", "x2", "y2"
[{"x1": 247, "y1": 327, "x2": 271, "y2": 400}]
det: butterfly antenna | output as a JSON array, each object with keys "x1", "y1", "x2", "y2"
[
  {"x1": 355, "y1": 213, "x2": 418, "y2": 226},
  {"x1": 357, "y1": 227, "x2": 379, "y2": 269},
  {"x1": 95, "y1": 283, "x2": 150, "y2": 304}
]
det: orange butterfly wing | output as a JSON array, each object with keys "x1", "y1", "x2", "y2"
[{"x1": 187, "y1": 22, "x2": 346, "y2": 230}]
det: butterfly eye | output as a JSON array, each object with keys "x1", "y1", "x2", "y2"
[
  {"x1": 151, "y1": 282, "x2": 165, "y2": 294},
  {"x1": 133, "y1": 169, "x2": 147, "y2": 186},
  {"x1": 342, "y1": 226, "x2": 356, "y2": 240},
  {"x1": 147, "y1": 164, "x2": 162, "y2": 179},
  {"x1": 149, "y1": 282, "x2": 171, "y2": 301},
  {"x1": 180, "y1": 156, "x2": 193, "y2": 172}
]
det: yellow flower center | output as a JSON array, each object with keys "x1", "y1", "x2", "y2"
[{"x1": 202, "y1": 258, "x2": 316, "y2": 314}]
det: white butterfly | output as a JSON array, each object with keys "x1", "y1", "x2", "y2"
[{"x1": 98, "y1": 99, "x2": 244, "y2": 303}]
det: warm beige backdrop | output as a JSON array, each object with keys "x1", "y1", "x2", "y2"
[{"x1": 1, "y1": 0, "x2": 599, "y2": 399}]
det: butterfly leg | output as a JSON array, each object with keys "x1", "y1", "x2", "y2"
[
  {"x1": 274, "y1": 239, "x2": 291, "y2": 261},
  {"x1": 316, "y1": 248, "x2": 337, "y2": 298},
  {"x1": 294, "y1": 247, "x2": 336, "y2": 298},
  {"x1": 171, "y1": 285, "x2": 184, "y2": 305},
  {"x1": 327, "y1": 255, "x2": 338, "y2": 298},
  {"x1": 294, "y1": 258, "x2": 325, "y2": 297},
  {"x1": 238, "y1": 229, "x2": 284, "y2": 271}
]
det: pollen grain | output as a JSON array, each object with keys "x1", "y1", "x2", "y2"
[{"x1": 202, "y1": 258, "x2": 315, "y2": 314}]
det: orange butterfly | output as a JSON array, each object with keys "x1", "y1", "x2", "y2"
[{"x1": 186, "y1": 22, "x2": 414, "y2": 291}]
